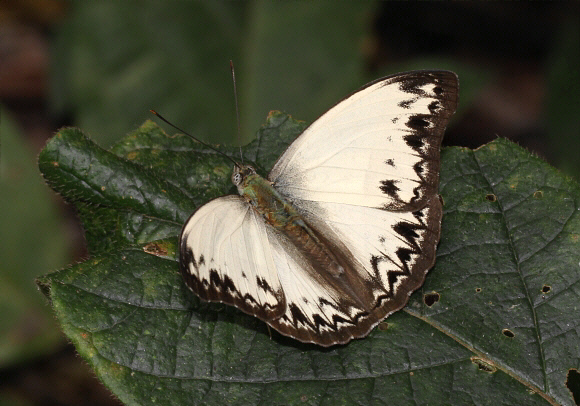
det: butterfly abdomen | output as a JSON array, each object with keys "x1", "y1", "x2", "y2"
[{"x1": 240, "y1": 174, "x2": 345, "y2": 278}]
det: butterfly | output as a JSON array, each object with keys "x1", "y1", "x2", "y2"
[{"x1": 179, "y1": 71, "x2": 459, "y2": 346}]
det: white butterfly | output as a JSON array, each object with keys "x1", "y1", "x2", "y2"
[{"x1": 179, "y1": 71, "x2": 459, "y2": 346}]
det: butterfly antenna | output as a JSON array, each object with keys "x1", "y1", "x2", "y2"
[
  {"x1": 230, "y1": 60, "x2": 243, "y2": 163},
  {"x1": 150, "y1": 110, "x2": 238, "y2": 167}
]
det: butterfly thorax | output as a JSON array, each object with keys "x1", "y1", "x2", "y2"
[{"x1": 234, "y1": 165, "x2": 344, "y2": 278}]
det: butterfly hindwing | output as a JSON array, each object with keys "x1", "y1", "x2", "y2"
[
  {"x1": 282, "y1": 195, "x2": 442, "y2": 344},
  {"x1": 180, "y1": 196, "x2": 286, "y2": 320}
]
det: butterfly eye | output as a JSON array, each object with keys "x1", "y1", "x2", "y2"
[{"x1": 232, "y1": 172, "x2": 243, "y2": 185}]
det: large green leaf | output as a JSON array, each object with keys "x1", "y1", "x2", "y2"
[{"x1": 38, "y1": 115, "x2": 578, "y2": 405}]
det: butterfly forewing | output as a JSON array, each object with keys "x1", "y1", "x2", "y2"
[
  {"x1": 180, "y1": 70, "x2": 459, "y2": 346},
  {"x1": 269, "y1": 71, "x2": 458, "y2": 211}
]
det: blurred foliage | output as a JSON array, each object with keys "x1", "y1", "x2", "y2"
[
  {"x1": 50, "y1": 1, "x2": 376, "y2": 147},
  {"x1": 546, "y1": 19, "x2": 580, "y2": 178},
  {"x1": 0, "y1": 108, "x2": 66, "y2": 368}
]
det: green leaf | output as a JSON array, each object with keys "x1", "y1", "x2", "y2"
[
  {"x1": 408, "y1": 139, "x2": 579, "y2": 405},
  {"x1": 38, "y1": 116, "x2": 578, "y2": 405}
]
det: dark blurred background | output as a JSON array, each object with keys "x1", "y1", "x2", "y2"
[{"x1": 0, "y1": 1, "x2": 578, "y2": 405}]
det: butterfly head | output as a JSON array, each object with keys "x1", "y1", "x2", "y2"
[{"x1": 232, "y1": 164, "x2": 257, "y2": 193}]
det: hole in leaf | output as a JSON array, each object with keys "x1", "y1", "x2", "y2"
[
  {"x1": 301, "y1": 395, "x2": 308, "y2": 402},
  {"x1": 378, "y1": 321, "x2": 389, "y2": 331},
  {"x1": 567, "y1": 369, "x2": 580, "y2": 404},
  {"x1": 471, "y1": 357, "x2": 497, "y2": 373},
  {"x1": 534, "y1": 190, "x2": 543, "y2": 199},
  {"x1": 502, "y1": 328, "x2": 515, "y2": 338},
  {"x1": 542, "y1": 284, "x2": 551, "y2": 293},
  {"x1": 475, "y1": 287, "x2": 482, "y2": 293},
  {"x1": 423, "y1": 292, "x2": 440, "y2": 307},
  {"x1": 485, "y1": 193, "x2": 497, "y2": 202}
]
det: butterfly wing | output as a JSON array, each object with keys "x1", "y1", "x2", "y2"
[
  {"x1": 180, "y1": 195, "x2": 286, "y2": 320},
  {"x1": 265, "y1": 71, "x2": 459, "y2": 344}
]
